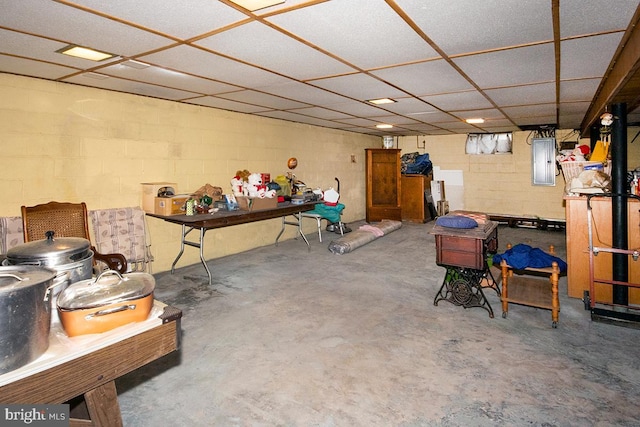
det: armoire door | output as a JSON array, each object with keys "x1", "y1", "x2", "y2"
[{"x1": 366, "y1": 149, "x2": 401, "y2": 222}]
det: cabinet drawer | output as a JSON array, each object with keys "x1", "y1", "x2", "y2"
[
  {"x1": 437, "y1": 235, "x2": 481, "y2": 253},
  {"x1": 437, "y1": 249, "x2": 484, "y2": 270}
]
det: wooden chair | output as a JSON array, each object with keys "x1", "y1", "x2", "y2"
[{"x1": 21, "y1": 201, "x2": 127, "y2": 274}]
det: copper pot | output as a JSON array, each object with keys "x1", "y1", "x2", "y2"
[{"x1": 56, "y1": 270, "x2": 154, "y2": 337}]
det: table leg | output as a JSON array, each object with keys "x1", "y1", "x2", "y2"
[
  {"x1": 275, "y1": 214, "x2": 310, "y2": 250},
  {"x1": 171, "y1": 225, "x2": 212, "y2": 286},
  {"x1": 433, "y1": 266, "x2": 495, "y2": 318},
  {"x1": 170, "y1": 223, "x2": 187, "y2": 274},
  {"x1": 82, "y1": 380, "x2": 123, "y2": 427}
]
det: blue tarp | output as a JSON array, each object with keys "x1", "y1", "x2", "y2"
[{"x1": 493, "y1": 243, "x2": 567, "y2": 272}]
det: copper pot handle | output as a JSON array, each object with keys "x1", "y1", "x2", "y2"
[{"x1": 85, "y1": 304, "x2": 136, "y2": 319}]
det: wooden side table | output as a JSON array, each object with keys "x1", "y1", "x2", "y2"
[{"x1": 499, "y1": 245, "x2": 561, "y2": 328}]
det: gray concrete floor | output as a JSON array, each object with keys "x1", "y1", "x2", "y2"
[{"x1": 117, "y1": 221, "x2": 640, "y2": 426}]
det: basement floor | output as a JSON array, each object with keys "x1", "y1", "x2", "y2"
[{"x1": 116, "y1": 221, "x2": 640, "y2": 426}]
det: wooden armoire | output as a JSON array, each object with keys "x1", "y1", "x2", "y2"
[{"x1": 365, "y1": 149, "x2": 401, "y2": 222}]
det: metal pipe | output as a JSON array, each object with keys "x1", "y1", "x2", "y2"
[{"x1": 611, "y1": 103, "x2": 628, "y2": 306}]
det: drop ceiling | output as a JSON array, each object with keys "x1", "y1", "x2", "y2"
[{"x1": 1, "y1": 0, "x2": 640, "y2": 137}]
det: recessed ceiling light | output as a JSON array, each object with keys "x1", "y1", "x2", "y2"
[
  {"x1": 376, "y1": 124, "x2": 394, "y2": 129},
  {"x1": 367, "y1": 98, "x2": 396, "y2": 105},
  {"x1": 228, "y1": 0, "x2": 284, "y2": 11},
  {"x1": 465, "y1": 118, "x2": 485, "y2": 124},
  {"x1": 57, "y1": 45, "x2": 116, "y2": 62}
]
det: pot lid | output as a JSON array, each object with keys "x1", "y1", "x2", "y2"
[
  {"x1": 57, "y1": 270, "x2": 155, "y2": 310},
  {"x1": 0, "y1": 265, "x2": 57, "y2": 293},
  {"x1": 7, "y1": 231, "x2": 91, "y2": 263}
]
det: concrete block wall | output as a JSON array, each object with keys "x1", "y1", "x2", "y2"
[
  {"x1": 397, "y1": 129, "x2": 640, "y2": 221},
  {"x1": 0, "y1": 73, "x2": 377, "y2": 273}
]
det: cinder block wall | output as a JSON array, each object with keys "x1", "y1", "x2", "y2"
[
  {"x1": 0, "y1": 74, "x2": 376, "y2": 272},
  {"x1": 3, "y1": 74, "x2": 638, "y2": 272},
  {"x1": 398, "y1": 130, "x2": 640, "y2": 220}
]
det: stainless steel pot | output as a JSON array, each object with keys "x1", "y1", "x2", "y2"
[
  {"x1": 5, "y1": 231, "x2": 94, "y2": 291},
  {"x1": 0, "y1": 265, "x2": 59, "y2": 374}
]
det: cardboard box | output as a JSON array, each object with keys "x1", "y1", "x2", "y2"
[
  {"x1": 154, "y1": 195, "x2": 190, "y2": 216},
  {"x1": 236, "y1": 196, "x2": 278, "y2": 211},
  {"x1": 142, "y1": 182, "x2": 177, "y2": 213}
]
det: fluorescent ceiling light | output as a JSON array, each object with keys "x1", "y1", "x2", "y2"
[
  {"x1": 228, "y1": 0, "x2": 285, "y2": 11},
  {"x1": 376, "y1": 124, "x2": 394, "y2": 129},
  {"x1": 367, "y1": 98, "x2": 396, "y2": 105},
  {"x1": 57, "y1": 45, "x2": 116, "y2": 62},
  {"x1": 466, "y1": 118, "x2": 485, "y2": 124}
]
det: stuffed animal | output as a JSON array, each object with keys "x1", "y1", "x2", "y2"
[
  {"x1": 230, "y1": 176, "x2": 244, "y2": 197},
  {"x1": 246, "y1": 173, "x2": 265, "y2": 198},
  {"x1": 556, "y1": 144, "x2": 590, "y2": 163}
]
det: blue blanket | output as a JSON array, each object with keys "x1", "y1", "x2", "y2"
[{"x1": 493, "y1": 244, "x2": 567, "y2": 272}]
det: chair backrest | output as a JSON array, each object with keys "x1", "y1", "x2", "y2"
[
  {"x1": 21, "y1": 201, "x2": 91, "y2": 242},
  {"x1": 89, "y1": 206, "x2": 153, "y2": 273},
  {"x1": 0, "y1": 216, "x2": 25, "y2": 254}
]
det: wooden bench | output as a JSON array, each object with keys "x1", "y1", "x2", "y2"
[{"x1": 499, "y1": 244, "x2": 561, "y2": 328}]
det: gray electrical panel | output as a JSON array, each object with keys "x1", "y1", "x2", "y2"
[{"x1": 531, "y1": 138, "x2": 556, "y2": 186}]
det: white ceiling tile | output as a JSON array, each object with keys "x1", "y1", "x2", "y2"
[
  {"x1": 310, "y1": 73, "x2": 407, "y2": 101},
  {"x1": 0, "y1": 0, "x2": 636, "y2": 135},
  {"x1": 216, "y1": 90, "x2": 310, "y2": 110},
  {"x1": 288, "y1": 107, "x2": 353, "y2": 120},
  {"x1": 266, "y1": 0, "x2": 439, "y2": 69},
  {"x1": 195, "y1": 21, "x2": 354, "y2": 80},
  {"x1": 375, "y1": 97, "x2": 439, "y2": 115},
  {"x1": 258, "y1": 81, "x2": 351, "y2": 105},
  {"x1": 502, "y1": 104, "x2": 557, "y2": 118},
  {"x1": 485, "y1": 82, "x2": 556, "y2": 107},
  {"x1": 184, "y1": 96, "x2": 270, "y2": 113},
  {"x1": 452, "y1": 109, "x2": 506, "y2": 121},
  {"x1": 62, "y1": 0, "x2": 248, "y2": 40},
  {"x1": 0, "y1": 0, "x2": 173, "y2": 57},
  {"x1": 422, "y1": 91, "x2": 494, "y2": 111},
  {"x1": 513, "y1": 115, "x2": 558, "y2": 127},
  {"x1": 99, "y1": 63, "x2": 242, "y2": 95},
  {"x1": 371, "y1": 60, "x2": 474, "y2": 96},
  {"x1": 138, "y1": 45, "x2": 291, "y2": 88},
  {"x1": 395, "y1": 0, "x2": 553, "y2": 55},
  {"x1": 560, "y1": 33, "x2": 624, "y2": 80},
  {"x1": 367, "y1": 115, "x2": 423, "y2": 126},
  {"x1": 0, "y1": 29, "x2": 121, "y2": 70},
  {"x1": 405, "y1": 111, "x2": 459, "y2": 123},
  {"x1": 334, "y1": 117, "x2": 380, "y2": 127},
  {"x1": 454, "y1": 44, "x2": 556, "y2": 88},
  {"x1": 63, "y1": 74, "x2": 198, "y2": 100},
  {"x1": 560, "y1": 79, "x2": 602, "y2": 103},
  {"x1": 560, "y1": 0, "x2": 639, "y2": 38},
  {"x1": 254, "y1": 111, "x2": 344, "y2": 128},
  {"x1": 0, "y1": 54, "x2": 79, "y2": 80}
]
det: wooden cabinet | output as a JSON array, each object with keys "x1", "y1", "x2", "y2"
[
  {"x1": 565, "y1": 196, "x2": 640, "y2": 304},
  {"x1": 366, "y1": 149, "x2": 401, "y2": 222},
  {"x1": 401, "y1": 173, "x2": 433, "y2": 223}
]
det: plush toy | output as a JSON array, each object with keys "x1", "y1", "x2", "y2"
[
  {"x1": 556, "y1": 144, "x2": 590, "y2": 163},
  {"x1": 230, "y1": 176, "x2": 244, "y2": 197},
  {"x1": 246, "y1": 173, "x2": 265, "y2": 198},
  {"x1": 235, "y1": 169, "x2": 251, "y2": 182}
]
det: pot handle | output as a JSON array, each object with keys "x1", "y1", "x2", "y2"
[
  {"x1": 0, "y1": 273, "x2": 25, "y2": 281},
  {"x1": 85, "y1": 304, "x2": 136, "y2": 319},
  {"x1": 45, "y1": 271, "x2": 70, "y2": 302},
  {"x1": 92, "y1": 269, "x2": 125, "y2": 284}
]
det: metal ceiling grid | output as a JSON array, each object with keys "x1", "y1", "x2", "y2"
[{"x1": 0, "y1": 0, "x2": 639, "y2": 136}]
